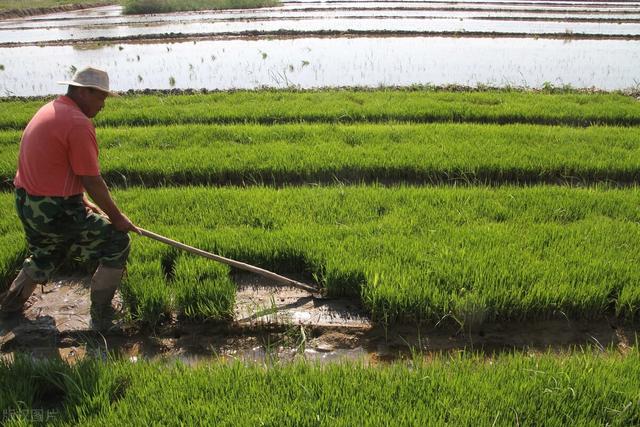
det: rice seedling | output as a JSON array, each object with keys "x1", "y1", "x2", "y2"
[
  {"x1": 1, "y1": 90, "x2": 639, "y2": 324},
  {"x1": 2, "y1": 186, "x2": 640, "y2": 324},
  {"x1": 1, "y1": 349, "x2": 638, "y2": 425},
  {"x1": 2, "y1": 89, "x2": 640, "y2": 130},
  {"x1": 173, "y1": 257, "x2": 235, "y2": 321},
  {"x1": 0, "y1": 64, "x2": 637, "y2": 427},
  {"x1": 1, "y1": 122, "x2": 639, "y2": 188}
]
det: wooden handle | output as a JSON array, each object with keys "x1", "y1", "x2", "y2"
[{"x1": 138, "y1": 228, "x2": 320, "y2": 294}]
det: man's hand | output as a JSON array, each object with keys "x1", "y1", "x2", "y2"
[
  {"x1": 83, "y1": 194, "x2": 106, "y2": 217},
  {"x1": 110, "y1": 213, "x2": 140, "y2": 234}
]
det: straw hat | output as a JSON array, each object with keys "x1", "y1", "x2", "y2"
[{"x1": 57, "y1": 67, "x2": 118, "y2": 96}]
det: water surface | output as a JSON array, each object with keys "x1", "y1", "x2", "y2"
[{"x1": 2, "y1": 36, "x2": 638, "y2": 96}]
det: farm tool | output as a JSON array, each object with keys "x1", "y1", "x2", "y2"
[{"x1": 138, "y1": 228, "x2": 322, "y2": 296}]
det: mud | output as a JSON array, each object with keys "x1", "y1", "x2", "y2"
[
  {"x1": 3, "y1": 15, "x2": 640, "y2": 31},
  {"x1": 0, "y1": 273, "x2": 637, "y2": 365},
  {"x1": 3, "y1": 28, "x2": 640, "y2": 50},
  {"x1": 279, "y1": 6, "x2": 640, "y2": 15}
]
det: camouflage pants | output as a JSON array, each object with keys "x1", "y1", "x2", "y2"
[{"x1": 15, "y1": 188, "x2": 130, "y2": 282}]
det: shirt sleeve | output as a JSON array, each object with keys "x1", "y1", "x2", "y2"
[{"x1": 67, "y1": 124, "x2": 100, "y2": 176}]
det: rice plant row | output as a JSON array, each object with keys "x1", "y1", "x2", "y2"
[
  {"x1": 2, "y1": 122, "x2": 639, "y2": 188},
  {"x1": 1, "y1": 89, "x2": 639, "y2": 130},
  {"x1": 2, "y1": 185, "x2": 640, "y2": 325},
  {"x1": 1, "y1": 350, "x2": 638, "y2": 425}
]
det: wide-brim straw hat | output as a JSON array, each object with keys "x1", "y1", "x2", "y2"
[{"x1": 57, "y1": 66, "x2": 118, "y2": 96}]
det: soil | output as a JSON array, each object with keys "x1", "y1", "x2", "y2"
[
  {"x1": 4, "y1": 28, "x2": 640, "y2": 49},
  {"x1": 1, "y1": 272, "x2": 637, "y2": 365}
]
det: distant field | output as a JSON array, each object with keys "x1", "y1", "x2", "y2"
[
  {"x1": 0, "y1": 0, "x2": 280, "y2": 13},
  {"x1": 122, "y1": 0, "x2": 280, "y2": 14},
  {"x1": 1, "y1": 22, "x2": 639, "y2": 427},
  {"x1": 0, "y1": 0, "x2": 106, "y2": 10}
]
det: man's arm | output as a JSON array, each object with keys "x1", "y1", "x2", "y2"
[{"x1": 80, "y1": 175, "x2": 140, "y2": 234}]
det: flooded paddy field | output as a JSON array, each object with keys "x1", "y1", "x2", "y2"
[
  {"x1": 1, "y1": 36, "x2": 638, "y2": 96},
  {"x1": 2, "y1": 2, "x2": 640, "y2": 45},
  {"x1": 0, "y1": 0, "x2": 639, "y2": 95}
]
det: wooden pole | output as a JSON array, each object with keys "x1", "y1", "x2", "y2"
[{"x1": 138, "y1": 228, "x2": 320, "y2": 294}]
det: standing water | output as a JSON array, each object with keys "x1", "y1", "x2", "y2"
[{"x1": 1, "y1": 1, "x2": 639, "y2": 95}]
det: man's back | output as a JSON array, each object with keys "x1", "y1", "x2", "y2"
[{"x1": 14, "y1": 95, "x2": 100, "y2": 197}]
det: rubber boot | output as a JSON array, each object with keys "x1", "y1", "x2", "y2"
[
  {"x1": 90, "y1": 265, "x2": 124, "y2": 331},
  {"x1": 0, "y1": 269, "x2": 40, "y2": 317}
]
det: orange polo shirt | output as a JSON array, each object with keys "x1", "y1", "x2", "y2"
[{"x1": 14, "y1": 96, "x2": 100, "y2": 197}]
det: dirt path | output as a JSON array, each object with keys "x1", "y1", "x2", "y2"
[{"x1": 0, "y1": 273, "x2": 637, "y2": 364}]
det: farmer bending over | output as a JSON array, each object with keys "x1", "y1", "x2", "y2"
[{"x1": 0, "y1": 67, "x2": 139, "y2": 330}]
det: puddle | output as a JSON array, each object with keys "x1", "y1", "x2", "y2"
[
  {"x1": 234, "y1": 272, "x2": 370, "y2": 327},
  {"x1": 2, "y1": 36, "x2": 639, "y2": 96},
  {"x1": 0, "y1": 273, "x2": 637, "y2": 365}
]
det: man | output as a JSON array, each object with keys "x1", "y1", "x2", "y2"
[{"x1": 0, "y1": 67, "x2": 139, "y2": 330}]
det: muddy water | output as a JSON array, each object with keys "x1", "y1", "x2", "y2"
[
  {"x1": 0, "y1": 274, "x2": 636, "y2": 365},
  {"x1": 2, "y1": 36, "x2": 639, "y2": 96}
]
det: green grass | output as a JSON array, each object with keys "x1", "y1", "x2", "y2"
[
  {"x1": 3, "y1": 122, "x2": 640, "y2": 188},
  {"x1": 2, "y1": 89, "x2": 639, "y2": 130},
  {"x1": 1, "y1": 349, "x2": 638, "y2": 426},
  {"x1": 123, "y1": 0, "x2": 280, "y2": 14},
  {"x1": 2, "y1": 186, "x2": 640, "y2": 325}
]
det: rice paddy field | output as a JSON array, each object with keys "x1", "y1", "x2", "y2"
[
  {"x1": 1, "y1": 88, "x2": 640, "y2": 423},
  {"x1": 3, "y1": 0, "x2": 640, "y2": 95},
  {"x1": 2, "y1": 0, "x2": 640, "y2": 423}
]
